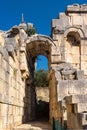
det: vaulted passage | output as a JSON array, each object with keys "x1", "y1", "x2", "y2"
[{"x1": 23, "y1": 35, "x2": 53, "y2": 122}]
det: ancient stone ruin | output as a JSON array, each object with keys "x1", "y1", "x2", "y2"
[{"x1": 0, "y1": 4, "x2": 87, "y2": 130}]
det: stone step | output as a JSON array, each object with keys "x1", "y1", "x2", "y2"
[{"x1": 13, "y1": 121, "x2": 52, "y2": 130}]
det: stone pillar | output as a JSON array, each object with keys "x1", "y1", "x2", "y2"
[{"x1": 48, "y1": 69, "x2": 58, "y2": 124}]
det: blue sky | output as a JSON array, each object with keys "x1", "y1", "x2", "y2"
[
  {"x1": 0, "y1": 0, "x2": 87, "y2": 35},
  {"x1": 0, "y1": 0, "x2": 87, "y2": 70},
  {"x1": 36, "y1": 55, "x2": 48, "y2": 70}
]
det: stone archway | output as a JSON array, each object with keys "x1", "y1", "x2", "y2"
[
  {"x1": 24, "y1": 34, "x2": 55, "y2": 121},
  {"x1": 65, "y1": 31, "x2": 81, "y2": 69},
  {"x1": 64, "y1": 27, "x2": 85, "y2": 70}
]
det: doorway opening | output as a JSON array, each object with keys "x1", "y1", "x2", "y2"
[
  {"x1": 34, "y1": 55, "x2": 49, "y2": 121},
  {"x1": 25, "y1": 35, "x2": 53, "y2": 123}
]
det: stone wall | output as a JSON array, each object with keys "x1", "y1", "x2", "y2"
[
  {"x1": 51, "y1": 4, "x2": 87, "y2": 76},
  {"x1": 49, "y1": 5, "x2": 87, "y2": 129},
  {"x1": 0, "y1": 28, "x2": 30, "y2": 130},
  {"x1": 48, "y1": 63, "x2": 87, "y2": 129}
]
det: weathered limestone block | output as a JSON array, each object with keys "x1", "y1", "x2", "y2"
[
  {"x1": 78, "y1": 103, "x2": 87, "y2": 113},
  {"x1": 51, "y1": 45, "x2": 62, "y2": 63},
  {"x1": 57, "y1": 79, "x2": 87, "y2": 103},
  {"x1": 68, "y1": 80, "x2": 87, "y2": 95},
  {"x1": 73, "y1": 15, "x2": 83, "y2": 25},
  {"x1": 66, "y1": 95, "x2": 87, "y2": 104}
]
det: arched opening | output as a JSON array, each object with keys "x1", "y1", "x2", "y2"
[
  {"x1": 26, "y1": 53, "x2": 49, "y2": 122},
  {"x1": 24, "y1": 35, "x2": 54, "y2": 123},
  {"x1": 66, "y1": 31, "x2": 81, "y2": 69},
  {"x1": 34, "y1": 55, "x2": 49, "y2": 121}
]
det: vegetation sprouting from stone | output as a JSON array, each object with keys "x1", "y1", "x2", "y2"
[
  {"x1": 34, "y1": 69, "x2": 48, "y2": 87},
  {"x1": 26, "y1": 24, "x2": 37, "y2": 36}
]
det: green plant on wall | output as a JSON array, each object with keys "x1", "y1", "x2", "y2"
[
  {"x1": 26, "y1": 23, "x2": 37, "y2": 36},
  {"x1": 34, "y1": 69, "x2": 48, "y2": 87}
]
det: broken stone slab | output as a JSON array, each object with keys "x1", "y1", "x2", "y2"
[{"x1": 57, "y1": 79, "x2": 87, "y2": 101}]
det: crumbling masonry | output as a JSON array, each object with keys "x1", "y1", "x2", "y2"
[{"x1": 0, "y1": 4, "x2": 87, "y2": 130}]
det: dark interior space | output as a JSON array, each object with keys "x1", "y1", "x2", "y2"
[{"x1": 36, "y1": 100, "x2": 49, "y2": 121}]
